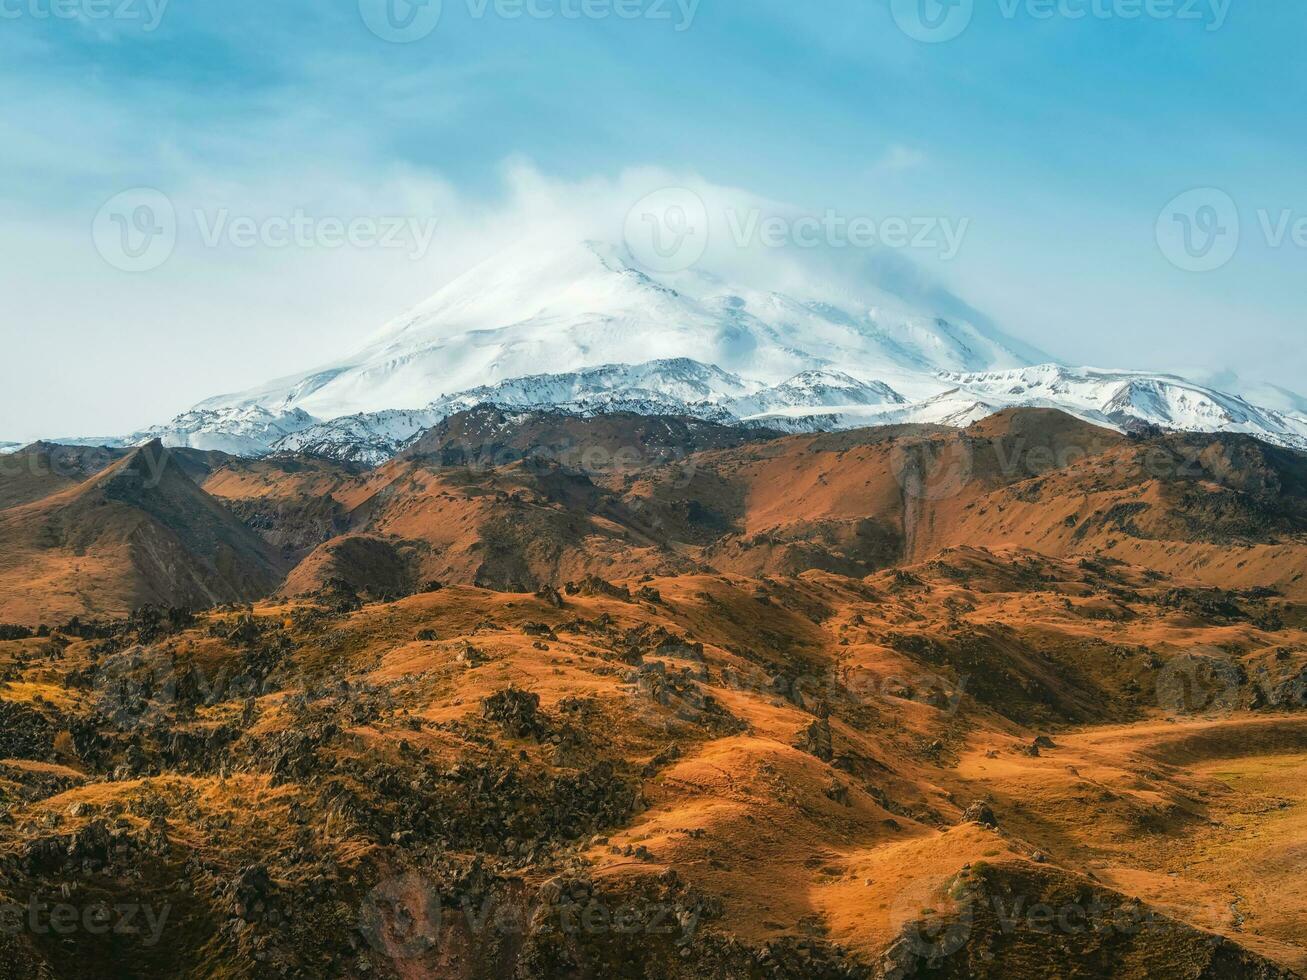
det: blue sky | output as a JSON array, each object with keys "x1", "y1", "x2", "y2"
[{"x1": 2, "y1": 0, "x2": 1304, "y2": 439}]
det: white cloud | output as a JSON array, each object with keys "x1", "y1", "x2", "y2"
[{"x1": 871, "y1": 144, "x2": 929, "y2": 174}]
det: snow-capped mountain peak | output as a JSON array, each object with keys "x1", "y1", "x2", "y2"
[
  {"x1": 196, "y1": 238, "x2": 1040, "y2": 421},
  {"x1": 48, "y1": 240, "x2": 1307, "y2": 462}
]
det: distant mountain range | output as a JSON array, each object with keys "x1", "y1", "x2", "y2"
[{"x1": 25, "y1": 239, "x2": 1307, "y2": 464}]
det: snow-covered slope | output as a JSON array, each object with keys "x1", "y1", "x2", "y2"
[
  {"x1": 1234, "y1": 381, "x2": 1307, "y2": 418},
  {"x1": 725, "y1": 369, "x2": 905, "y2": 418},
  {"x1": 743, "y1": 387, "x2": 1003, "y2": 433},
  {"x1": 733, "y1": 365, "x2": 1307, "y2": 451},
  {"x1": 423, "y1": 358, "x2": 755, "y2": 414},
  {"x1": 271, "y1": 409, "x2": 439, "y2": 466},
  {"x1": 198, "y1": 239, "x2": 1039, "y2": 419},
  {"x1": 250, "y1": 359, "x2": 1307, "y2": 464},
  {"x1": 260, "y1": 361, "x2": 918, "y2": 461},
  {"x1": 261, "y1": 360, "x2": 750, "y2": 462},
  {"x1": 135, "y1": 406, "x2": 318, "y2": 456},
  {"x1": 940, "y1": 365, "x2": 1307, "y2": 450},
  {"x1": 0, "y1": 442, "x2": 21, "y2": 456},
  {"x1": 49, "y1": 407, "x2": 319, "y2": 456}
]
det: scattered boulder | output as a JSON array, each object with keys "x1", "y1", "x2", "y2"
[
  {"x1": 230, "y1": 863, "x2": 283, "y2": 926},
  {"x1": 636, "y1": 585, "x2": 663, "y2": 604},
  {"x1": 535, "y1": 586, "x2": 566, "y2": 608},
  {"x1": 795, "y1": 716, "x2": 834, "y2": 763},
  {"x1": 825, "y1": 780, "x2": 851, "y2": 807},
  {"x1": 457, "y1": 641, "x2": 486, "y2": 666},
  {"x1": 565, "y1": 577, "x2": 632, "y2": 601},
  {"x1": 522, "y1": 622, "x2": 557, "y2": 640},
  {"x1": 962, "y1": 801, "x2": 998, "y2": 828},
  {"x1": 483, "y1": 687, "x2": 547, "y2": 739}
]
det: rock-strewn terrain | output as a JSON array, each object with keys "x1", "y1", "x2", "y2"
[{"x1": 0, "y1": 409, "x2": 1304, "y2": 977}]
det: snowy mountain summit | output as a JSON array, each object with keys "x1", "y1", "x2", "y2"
[
  {"x1": 198, "y1": 239, "x2": 1038, "y2": 419},
  {"x1": 87, "y1": 239, "x2": 1307, "y2": 462}
]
